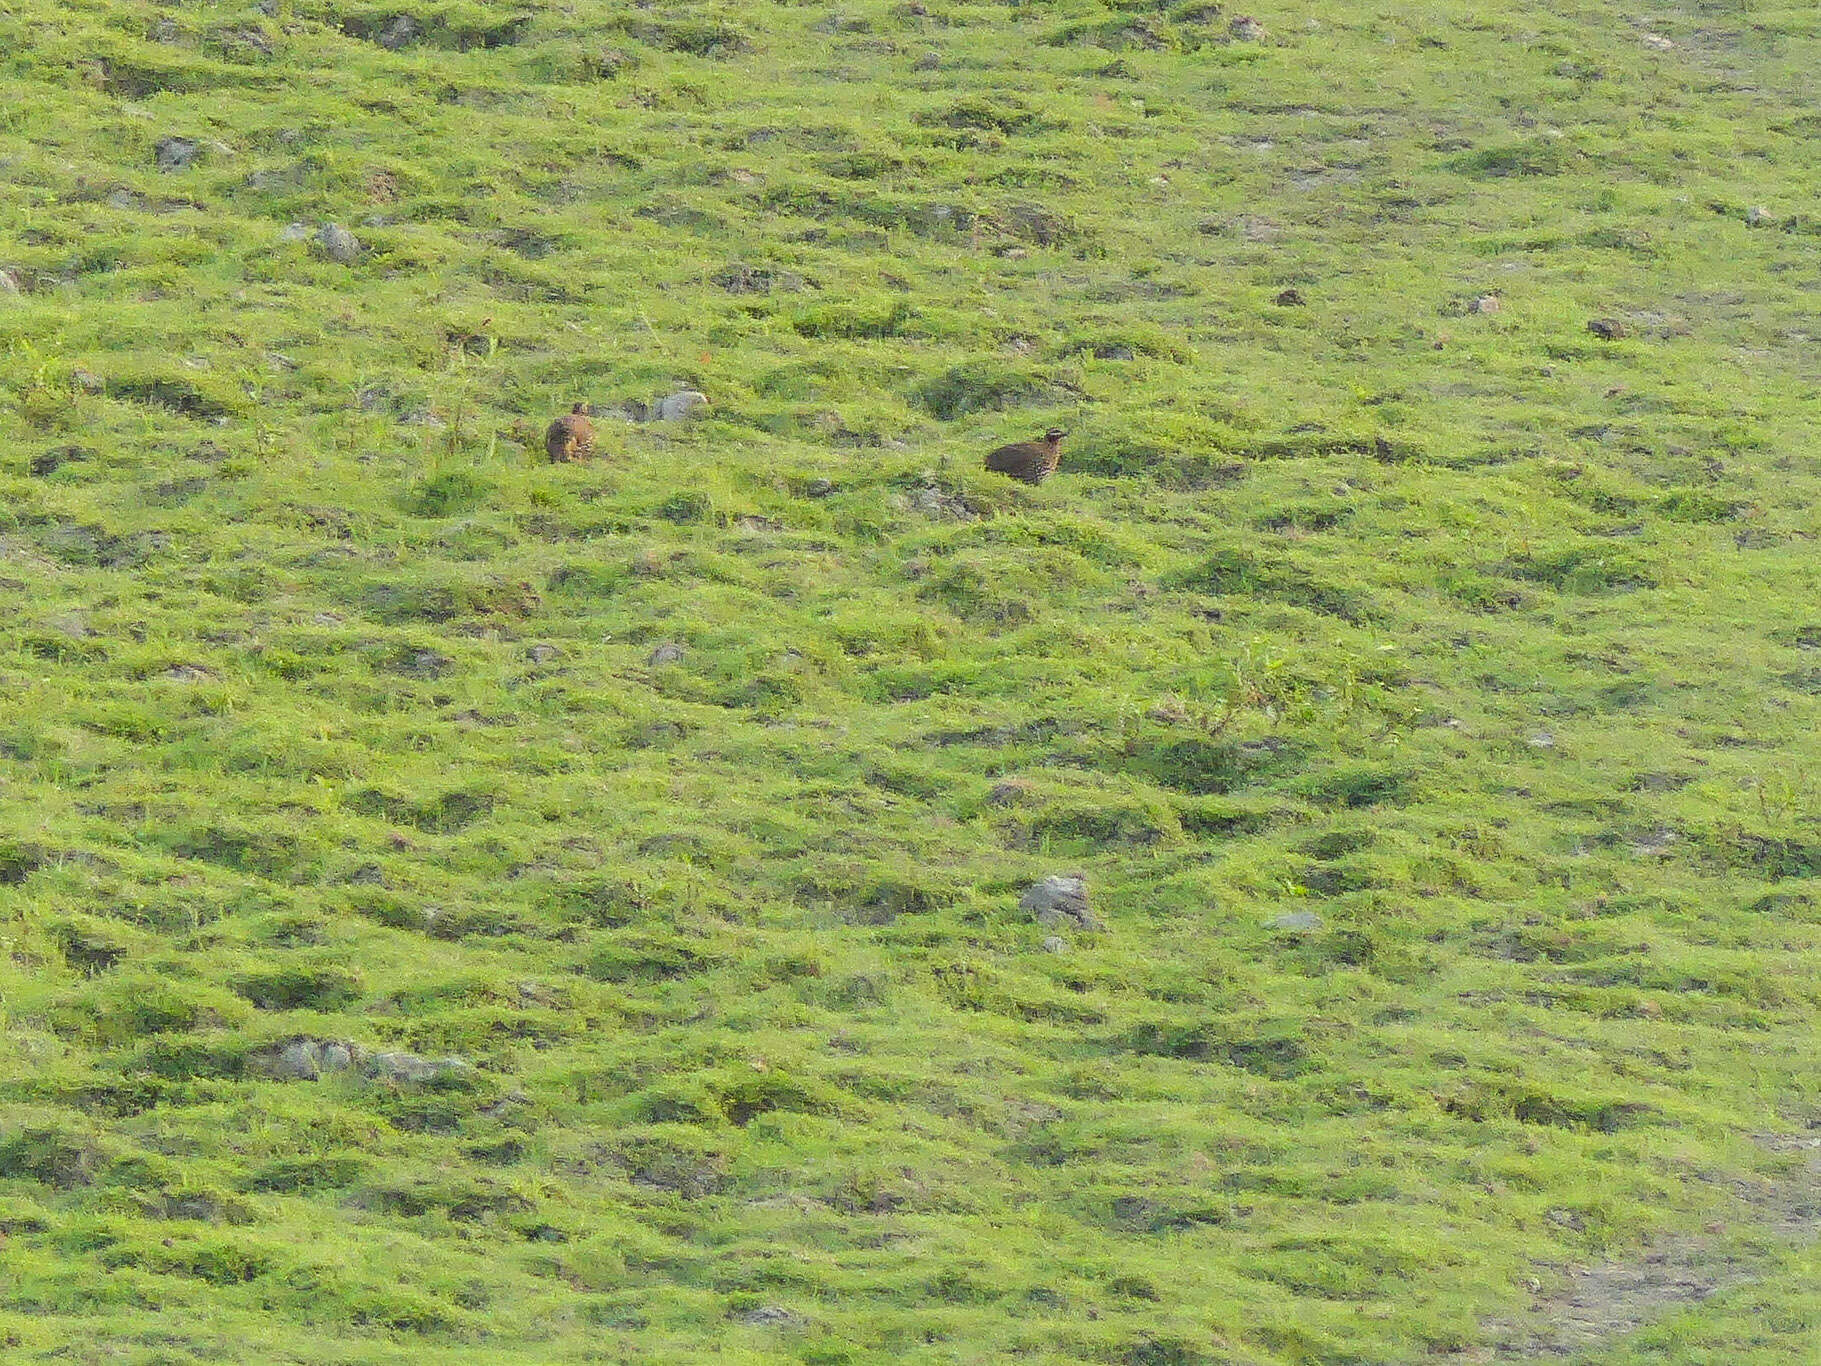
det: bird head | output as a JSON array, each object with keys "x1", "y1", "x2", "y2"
[{"x1": 1044, "y1": 427, "x2": 1067, "y2": 444}]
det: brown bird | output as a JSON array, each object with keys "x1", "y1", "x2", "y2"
[
  {"x1": 545, "y1": 403, "x2": 595, "y2": 462},
  {"x1": 984, "y1": 427, "x2": 1067, "y2": 485}
]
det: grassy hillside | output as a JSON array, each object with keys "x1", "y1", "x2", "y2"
[{"x1": 1, "y1": 1, "x2": 1818, "y2": 1361}]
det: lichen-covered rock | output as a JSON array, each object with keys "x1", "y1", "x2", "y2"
[
  {"x1": 316, "y1": 222, "x2": 362, "y2": 264},
  {"x1": 154, "y1": 137, "x2": 201, "y2": 171},
  {"x1": 376, "y1": 15, "x2": 422, "y2": 50},
  {"x1": 364, "y1": 1051, "x2": 471, "y2": 1085},
  {"x1": 1020, "y1": 874, "x2": 1101, "y2": 931}
]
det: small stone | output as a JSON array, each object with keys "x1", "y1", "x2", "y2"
[
  {"x1": 1229, "y1": 16, "x2": 1267, "y2": 41},
  {"x1": 1640, "y1": 33, "x2": 1674, "y2": 51},
  {"x1": 320, "y1": 1043, "x2": 352, "y2": 1072},
  {"x1": 154, "y1": 137, "x2": 201, "y2": 172},
  {"x1": 912, "y1": 50, "x2": 940, "y2": 71},
  {"x1": 986, "y1": 779, "x2": 1034, "y2": 806},
  {"x1": 278, "y1": 221, "x2": 311, "y2": 244},
  {"x1": 654, "y1": 389, "x2": 709, "y2": 422},
  {"x1": 1092, "y1": 343, "x2": 1136, "y2": 361},
  {"x1": 648, "y1": 642, "x2": 687, "y2": 666},
  {"x1": 1274, "y1": 288, "x2": 1305, "y2": 306},
  {"x1": 1041, "y1": 935, "x2": 1067, "y2": 954},
  {"x1": 1470, "y1": 294, "x2": 1501, "y2": 314},
  {"x1": 1526, "y1": 729, "x2": 1556, "y2": 749},
  {"x1": 803, "y1": 477, "x2": 835, "y2": 499},
  {"x1": 0, "y1": 268, "x2": 19, "y2": 295},
  {"x1": 1586, "y1": 318, "x2": 1628, "y2": 340},
  {"x1": 734, "y1": 1305, "x2": 803, "y2": 1328},
  {"x1": 375, "y1": 14, "x2": 422, "y2": 50},
  {"x1": 72, "y1": 368, "x2": 103, "y2": 393},
  {"x1": 525, "y1": 644, "x2": 562, "y2": 664},
  {"x1": 316, "y1": 222, "x2": 361, "y2": 264},
  {"x1": 1020, "y1": 874, "x2": 1102, "y2": 931},
  {"x1": 1266, "y1": 911, "x2": 1323, "y2": 933},
  {"x1": 1745, "y1": 206, "x2": 1773, "y2": 227}
]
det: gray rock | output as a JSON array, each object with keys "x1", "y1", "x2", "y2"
[
  {"x1": 1470, "y1": 294, "x2": 1501, "y2": 314},
  {"x1": 654, "y1": 389, "x2": 709, "y2": 421},
  {"x1": 400, "y1": 649, "x2": 451, "y2": 678},
  {"x1": 316, "y1": 222, "x2": 361, "y2": 264},
  {"x1": 525, "y1": 644, "x2": 563, "y2": 664},
  {"x1": 987, "y1": 779, "x2": 1034, "y2": 806},
  {"x1": 154, "y1": 137, "x2": 201, "y2": 172},
  {"x1": 1020, "y1": 874, "x2": 1102, "y2": 931},
  {"x1": 320, "y1": 1043, "x2": 353, "y2": 1072},
  {"x1": 648, "y1": 642, "x2": 687, "y2": 666},
  {"x1": 72, "y1": 368, "x2": 103, "y2": 393},
  {"x1": 1266, "y1": 911, "x2": 1323, "y2": 933},
  {"x1": 913, "y1": 50, "x2": 940, "y2": 71},
  {"x1": 803, "y1": 477, "x2": 835, "y2": 499},
  {"x1": 0, "y1": 268, "x2": 18, "y2": 295},
  {"x1": 278, "y1": 221, "x2": 311, "y2": 243},
  {"x1": 734, "y1": 1305, "x2": 803, "y2": 1328},
  {"x1": 1041, "y1": 935, "x2": 1067, "y2": 954},
  {"x1": 1229, "y1": 16, "x2": 1267, "y2": 41},
  {"x1": 274, "y1": 1040, "x2": 322, "y2": 1080},
  {"x1": 1746, "y1": 206, "x2": 1773, "y2": 227},
  {"x1": 364, "y1": 1051, "x2": 471, "y2": 1085},
  {"x1": 1526, "y1": 729, "x2": 1556, "y2": 749},
  {"x1": 247, "y1": 165, "x2": 306, "y2": 192},
  {"x1": 376, "y1": 15, "x2": 422, "y2": 50}
]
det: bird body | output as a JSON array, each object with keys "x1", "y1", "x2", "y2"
[
  {"x1": 545, "y1": 404, "x2": 595, "y2": 462},
  {"x1": 984, "y1": 427, "x2": 1066, "y2": 484}
]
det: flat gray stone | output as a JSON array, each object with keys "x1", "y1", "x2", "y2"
[
  {"x1": 648, "y1": 642, "x2": 686, "y2": 666},
  {"x1": 1266, "y1": 911, "x2": 1323, "y2": 933},
  {"x1": 365, "y1": 1051, "x2": 471, "y2": 1085},
  {"x1": 1041, "y1": 935, "x2": 1067, "y2": 954}
]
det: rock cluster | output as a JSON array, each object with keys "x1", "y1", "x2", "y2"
[{"x1": 247, "y1": 1038, "x2": 471, "y2": 1084}]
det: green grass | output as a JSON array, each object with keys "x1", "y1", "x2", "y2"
[{"x1": 2, "y1": 0, "x2": 1819, "y2": 1361}]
